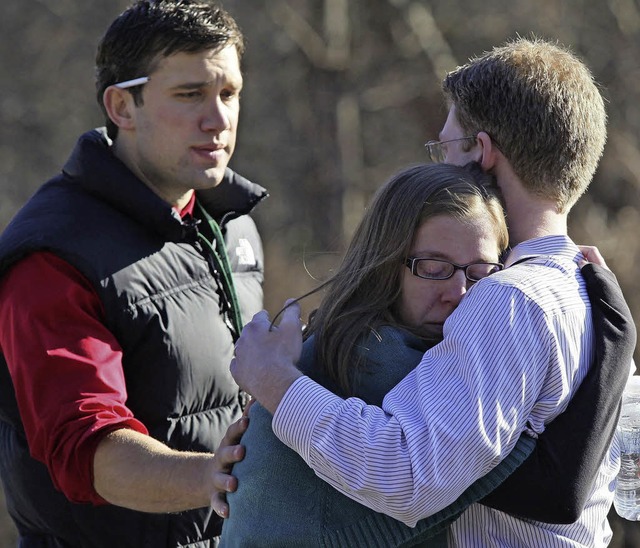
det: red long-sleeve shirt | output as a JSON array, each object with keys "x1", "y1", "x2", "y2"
[
  {"x1": 0, "y1": 251, "x2": 146, "y2": 504},
  {"x1": 0, "y1": 196, "x2": 196, "y2": 504}
]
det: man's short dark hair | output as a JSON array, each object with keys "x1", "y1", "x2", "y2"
[{"x1": 95, "y1": 0, "x2": 245, "y2": 139}]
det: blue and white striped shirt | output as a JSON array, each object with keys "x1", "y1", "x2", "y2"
[{"x1": 273, "y1": 235, "x2": 618, "y2": 547}]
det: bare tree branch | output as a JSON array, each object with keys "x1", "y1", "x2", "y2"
[
  {"x1": 608, "y1": 0, "x2": 640, "y2": 35},
  {"x1": 336, "y1": 93, "x2": 365, "y2": 239},
  {"x1": 403, "y1": 2, "x2": 457, "y2": 77},
  {"x1": 268, "y1": 0, "x2": 350, "y2": 69},
  {"x1": 324, "y1": 0, "x2": 350, "y2": 68}
]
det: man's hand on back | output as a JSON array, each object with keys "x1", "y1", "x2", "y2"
[
  {"x1": 230, "y1": 301, "x2": 304, "y2": 414},
  {"x1": 210, "y1": 412, "x2": 251, "y2": 518}
]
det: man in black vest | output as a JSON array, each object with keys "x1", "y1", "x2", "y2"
[{"x1": 0, "y1": 1, "x2": 266, "y2": 546}]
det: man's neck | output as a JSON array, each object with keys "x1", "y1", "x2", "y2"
[
  {"x1": 508, "y1": 208, "x2": 568, "y2": 246},
  {"x1": 112, "y1": 138, "x2": 194, "y2": 210},
  {"x1": 495, "y1": 166, "x2": 569, "y2": 246}
]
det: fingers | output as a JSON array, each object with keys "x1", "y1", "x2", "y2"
[
  {"x1": 224, "y1": 415, "x2": 249, "y2": 446},
  {"x1": 212, "y1": 418, "x2": 247, "y2": 488},
  {"x1": 242, "y1": 398, "x2": 255, "y2": 418},
  {"x1": 237, "y1": 310, "x2": 272, "y2": 342},
  {"x1": 578, "y1": 244, "x2": 608, "y2": 269},
  {"x1": 211, "y1": 493, "x2": 230, "y2": 518},
  {"x1": 215, "y1": 417, "x2": 248, "y2": 472},
  {"x1": 210, "y1": 416, "x2": 249, "y2": 518},
  {"x1": 231, "y1": 299, "x2": 304, "y2": 405},
  {"x1": 250, "y1": 309, "x2": 271, "y2": 325},
  {"x1": 211, "y1": 471, "x2": 236, "y2": 518},
  {"x1": 281, "y1": 299, "x2": 301, "y2": 320},
  {"x1": 210, "y1": 450, "x2": 241, "y2": 518},
  {"x1": 242, "y1": 302, "x2": 300, "y2": 333},
  {"x1": 278, "y1": 300, "x2": 302, "y2": 336},
  {"x1": 212, "y1": 466, "x2": 239, "y2": 493}
]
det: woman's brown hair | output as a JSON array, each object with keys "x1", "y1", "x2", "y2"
[{"x1": 286, "y1": 162, "x2": 507, "y2": 395}]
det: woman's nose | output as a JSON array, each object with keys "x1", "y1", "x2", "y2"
[{"x1": 440, "y1": 269, "x2": 468, "y2": 306}]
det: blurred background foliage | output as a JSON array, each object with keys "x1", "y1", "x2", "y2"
[{"x1": 1, "y1": 0, "x2": 639, "y2": 545}]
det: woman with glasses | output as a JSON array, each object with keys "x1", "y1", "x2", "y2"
[
  {"x1": 220, "y1": 160, "x2": 633, "y2": 546},
  {"x1": 220, "y1": 162, "x2": 530, "y2": 547}
]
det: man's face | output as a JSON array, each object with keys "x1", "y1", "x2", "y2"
[
  {"x1": 438, "y1": 106, "x2": 480, "y2": 166},
  {"x1": 120, "y1": 45, "x2": 242, "y2": 205}
]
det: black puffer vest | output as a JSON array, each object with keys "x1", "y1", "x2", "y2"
[{"x1": 0, "y1": 129, "x2": 267, "y2": 547}]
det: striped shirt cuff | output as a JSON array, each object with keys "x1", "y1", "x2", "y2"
[{"x1": 273, "y1": 375, "x2": 341, "y2": 462}]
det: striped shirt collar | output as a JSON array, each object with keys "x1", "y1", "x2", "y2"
[{"x1": 504, "y1": 234, "x2": 582, "y2": 268}]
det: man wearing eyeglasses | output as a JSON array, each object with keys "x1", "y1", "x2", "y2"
[{"x1": 227, "y1": 37, "x2": 633, "y2": 546}]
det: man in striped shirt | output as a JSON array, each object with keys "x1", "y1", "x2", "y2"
[{"x1": 231, "y1": 38, "x2": 622, "y2": 546}]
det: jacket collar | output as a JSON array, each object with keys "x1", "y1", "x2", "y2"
[{"x1": 62, "y1": 128, "x2": 268, "y2": 241}]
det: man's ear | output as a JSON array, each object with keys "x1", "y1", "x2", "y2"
[
  {"x1": 476, "y1": 131, "x2": 498, "y2": 171},
  {"x1": 102, "y1": 86, "x2": 137, "y2": 131}
]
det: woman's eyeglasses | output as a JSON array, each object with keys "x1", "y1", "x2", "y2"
[{"x1": 405, "y1": 257, "x2": 503, "y2": 282}]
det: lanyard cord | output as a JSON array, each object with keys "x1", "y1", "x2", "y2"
[{"x1": 195, "y1": 201, "x2": 244, "y2": 341}]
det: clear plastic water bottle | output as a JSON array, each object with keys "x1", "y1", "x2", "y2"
[{"x1": 614, "y1": 375, "x2": 640, "y2": 520}]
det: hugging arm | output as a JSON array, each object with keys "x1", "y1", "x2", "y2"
[{"x1": 481, "y1": 263, "x2": 636, "y2": 522}]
